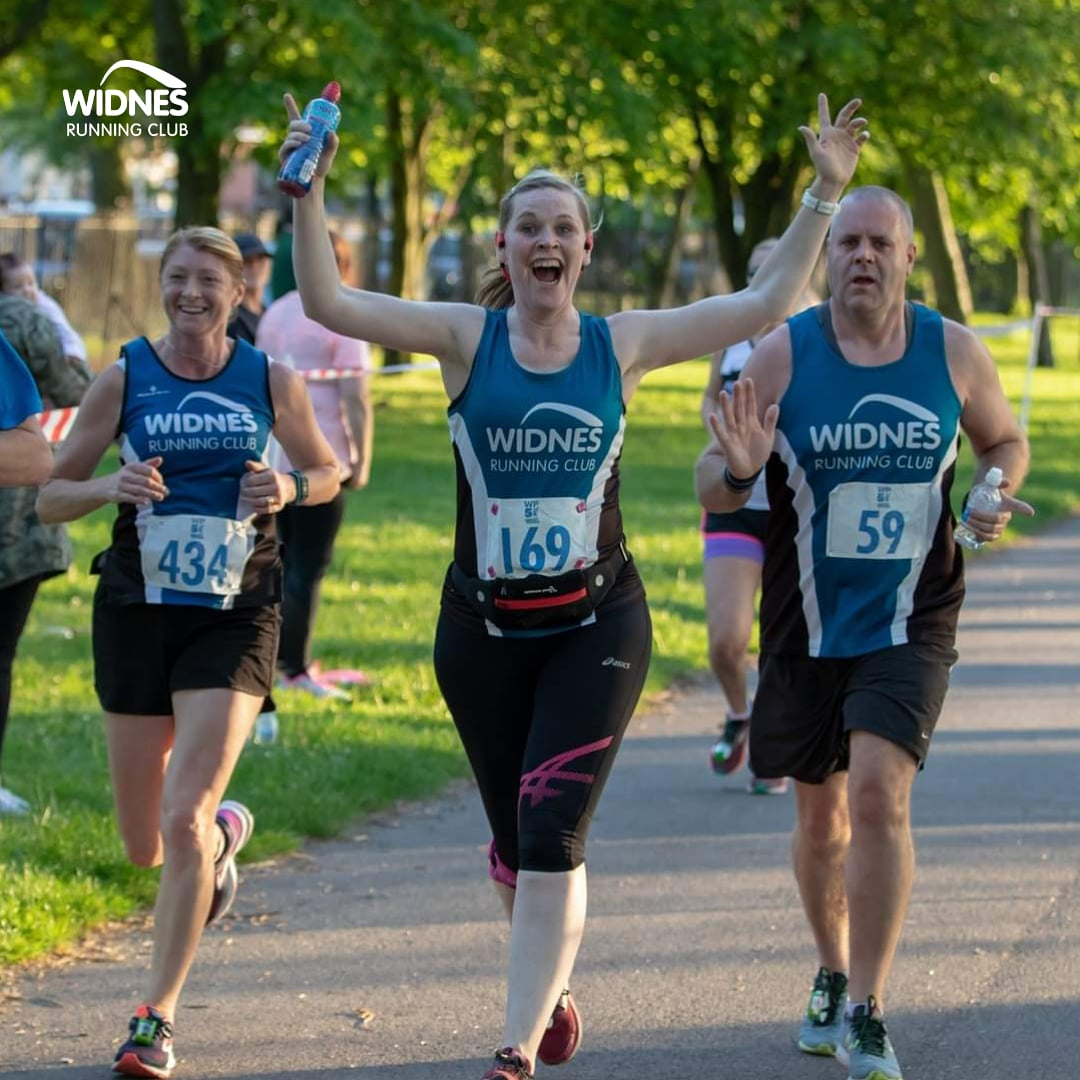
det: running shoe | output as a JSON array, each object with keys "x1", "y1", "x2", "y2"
[
  {"x1": 747, "y1": 774, "x2": 790, "y2": 795},
  {"x1": 480, "y1": 1047, "x2": 533, "y2": 1079},
  {"x1": 842, "y1": 997, "x2": 903, "y2": 1080},
  {"x1": 277, "y1": 670, "x2": 351, "y2": 701},
  {"x1": 206, "y1": 800, "x2": 254, "y2": 926},
  {"x1": 113, "y1": 1004, "x2": 175, "y2": 1078},
  {"x1": 797, "y1": 966, "x2": 849, "y2": 1057},
  {"x1": 309, "y1": 660, "x2": 373, "y2": 687},
  {"x1": 537, "y1": 989, "x2": 582, "y2": 1065},
  {"x1": 0, "y1": 784, "x2": 30, "y2": 815},
  {"x1": 709, "y1": 715, "x2": 749, "y2": 774}
]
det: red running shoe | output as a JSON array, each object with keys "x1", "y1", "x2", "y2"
[
  {"x1": 537, "y1": 989, "x2": 582, "y2": 1065},
  {"x1": 480, "y1": 1047, "x2": 533, "y2": 1079}
]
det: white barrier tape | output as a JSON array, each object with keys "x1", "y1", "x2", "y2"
[{"x1": 34, "y1": 360, "x2": 442, "y2": 442}]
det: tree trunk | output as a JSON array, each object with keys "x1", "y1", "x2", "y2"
[
  {"x1": 88, "y1": 142, "x2": 128, "y2": 211},
  {"x1": 901, "y1": 159, "x2": 972, "y2": 324},
  {"x1": 648, "y1": 156, "x2": 700, "y2": 309},
  {"x1": 1020, "y1": 203, "x2": 1055, "y2": 367},
  {"x1": 153, "y1": 0, "x2": 221, "y2": 227},
  {"x1": 173, "y1": 134, "x2": 221, "y2": 227},
  {"x1": 362, "y1": 172, "x2": 381, "y2": 292},
  {"x1": 697, "y1": 140, "x2": 739, "y2": 290},
  {"x1": 741, "y1": 149, "x2": 802, "y2": 258}
]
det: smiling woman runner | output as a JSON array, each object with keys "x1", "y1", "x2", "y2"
[
  {"x1": 280, "y1": 91, "x2": 868, "y2": 1079},
  {"x1": 36, "y1": 226, "x2": 339, "y2": 1079}
]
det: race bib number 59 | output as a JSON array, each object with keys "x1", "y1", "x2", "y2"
[
  {"x1": 140, "y1": 514, "x2": 256, "y2": 595},
  {"x1": 826, "y1": 482, "x2": 931, "y2": 561}
]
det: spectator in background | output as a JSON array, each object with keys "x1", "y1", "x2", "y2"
[
  {"x1": 257, "y1": 230, "x2": 374, "y2": 698},
  {"x1": 0, "y1": 295, "x2": 89, "y2": 815},
  {"x1": 226, "y1": 233, "x2": 273, "y2": 344},
  {"x1": 1, "y1": 252, "x2": 90, "y2": 376},
  {"x1": 270, "y1": 202, "x2": 296, "y2": 300}
]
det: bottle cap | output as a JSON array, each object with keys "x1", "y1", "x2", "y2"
[
  {"x1": 321, "y1": 82, "x2": 341, "y2": 103},
  {"x1": 985, "y1": 466, "x2": 1004, "y2": 486}
]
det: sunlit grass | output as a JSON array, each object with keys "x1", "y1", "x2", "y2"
[{"x1": 3, "y1": 314, "x2": 1077, "y2": 966}]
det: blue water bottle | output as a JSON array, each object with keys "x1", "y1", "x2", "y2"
[{"x1": 278, "y1": 82, "x2": 341, "y2": 198}]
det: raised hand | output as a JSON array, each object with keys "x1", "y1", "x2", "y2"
[
  {"x1": 799, "y1": 94, "x2": 870, "y2": 190},
  {"x1": 707, "y1": 379, "x2": 778, "y2": 481},
  {"x1": 279, "y1": 93, "x2": 339, "y2": 179}
]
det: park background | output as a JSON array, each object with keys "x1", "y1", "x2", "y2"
[{"x1": 0, "y1": 0, "x2": 1078, "y2": 969}]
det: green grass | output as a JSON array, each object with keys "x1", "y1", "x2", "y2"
[{"x1": 2, "y1": 314, "x2": 1078, "y2": 967}]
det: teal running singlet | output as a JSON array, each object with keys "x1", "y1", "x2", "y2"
[
  {"x1": 445, "y1": 308, "x2": 640, "y2": 633},
  {"x1": 761, "y1": 303, "x2": 964, "y2": 658},
  {"x1": 98, "y1": 336, "x2": 279, "y2": 609}
]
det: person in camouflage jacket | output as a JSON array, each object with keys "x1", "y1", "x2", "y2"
[{"x1": 0, "y1": 292, "x2": 90, "y2": 814}]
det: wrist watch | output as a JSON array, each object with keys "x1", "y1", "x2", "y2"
[{"x1": 801, "y1": 188, "x2": 840, "y2": 216}]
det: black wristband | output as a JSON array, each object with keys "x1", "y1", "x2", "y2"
[
  {"x1": 289, "y1": 469, "x2": 308, "y2": 505},
  {"x1": 723, "y1": 465, "x2": 762, "y2": 493}
]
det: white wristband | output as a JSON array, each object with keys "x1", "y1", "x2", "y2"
[{"x1": 801, "y1": 188, "x2": 840, "y2": 216}]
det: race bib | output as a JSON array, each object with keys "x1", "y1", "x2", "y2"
[
  {"x1": 826, "y1": 482, "x2": 931, "y2": 561},
  {"x1": 483, "y1": 497, "x2": 594, "y2": 579},
  {"x1": 140, "y1": 513, "x2": 256, "y2": 596}
]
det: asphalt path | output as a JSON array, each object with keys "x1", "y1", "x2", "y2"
[{"x1": 2, "y1": 516, "x2": 1078, "y2": 1079}]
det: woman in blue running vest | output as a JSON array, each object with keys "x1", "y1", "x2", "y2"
[
  {"x1": 280, "y1": 91, "x2": 869, "y2": 1080},
  {"x1": 37, "y1": 226, "x2": 339, "y2": 1079}
]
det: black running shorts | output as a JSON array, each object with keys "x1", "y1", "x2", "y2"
[
  {"x1": 749, "y1": 642, "x2": 957, "y2": 784},
  {"x1": 92, "y1": 590, "x2": 281, "y2": 715}
]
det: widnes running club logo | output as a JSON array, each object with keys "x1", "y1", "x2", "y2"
[
  {"x1": 487, "y1": 403, "x2": 604, "y2": 455},
  {"x1": 143, "y1": 392, "x2": 258, "y2": 454},
  {"x1": 809, "y1": 395, "x2": 942, "y2": 453},
  {"x1": 63, "y1": 60, "x2": 188, "y2": 139}
]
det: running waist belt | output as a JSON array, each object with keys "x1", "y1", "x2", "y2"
[{"x1": 451, "y1": 542, "x2": 629, "y2": 631}]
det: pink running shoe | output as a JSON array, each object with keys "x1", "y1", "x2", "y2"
[
  {"x1": 206, "y1": 800, "x2": 254, "y2": 926},
  {"x1": 537, "y1": 989, "x2": 582, "y2": 1066},
  {"x1": 277, "y1": 669, "x2": 351, "y2": 701},
  {"x1": 310, "y1": 660, "x2": 372, "y2": 687}
]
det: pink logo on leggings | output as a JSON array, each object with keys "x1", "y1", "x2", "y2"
[{"x1": 519, "y1": 736, "x2": 614, "y2": 808}]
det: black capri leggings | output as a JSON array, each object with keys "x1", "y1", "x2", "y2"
[{"x1": 434, "y1": 597, "x2": 652, "y2": 877}]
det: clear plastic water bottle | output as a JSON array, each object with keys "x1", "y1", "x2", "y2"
[
  {"x1": 253, "y1": 711, "x2": 279, "y2": 745},
  {"x1": 277, "y1": 82, "x2": 341, "y2": 198},
  {"x1": 955, "y1": 466, "x2": 1004, "y2": 551}
]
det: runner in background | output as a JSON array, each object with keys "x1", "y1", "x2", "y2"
[
  {"x1": 701, "y1": 238, "x2": 818, "y2": 795},
  {"x1": 0, "y1": 293, "x2": 88, "y2": 816},
  {"x1": 257, "y1": 230, "x2": 374, "y2": 698}
]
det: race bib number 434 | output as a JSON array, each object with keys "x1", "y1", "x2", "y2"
[
  {"x1": 826, "y1": 482, "x2": 931, "y2": 561},
  {"x1": 140, "y1": 514, "x2": 256, "y2": 595}
]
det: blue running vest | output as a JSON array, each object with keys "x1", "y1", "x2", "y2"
[
  {"x1": 98, "y1": 336, "x2": 279, "y2": 609},
  {"x1": 447, "y1": 308, "x2": 632, "y2": 634},
  {"x1": 761, "y1": 304, "x2": 964, "y2": 657}
]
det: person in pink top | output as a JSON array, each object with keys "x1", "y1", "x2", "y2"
[{"x1": 256, "y1": 231, "x2": 374, "y2": 698}]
